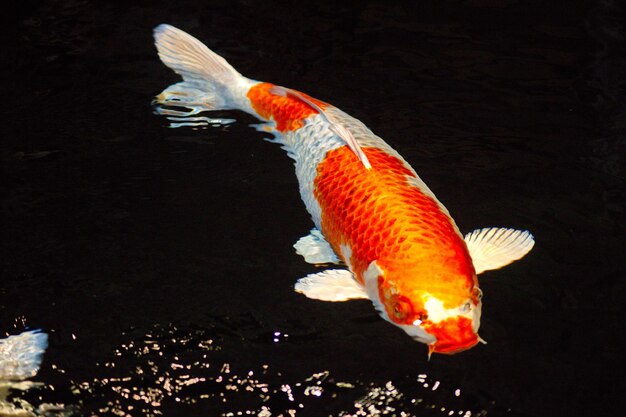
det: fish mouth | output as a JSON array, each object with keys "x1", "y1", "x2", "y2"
[
  {"x1": 424, "y1": 316, "x2": 480, "y2": 355},
  {"x1": 429, "y1": 335, "x2": 480, "y2": 355}
]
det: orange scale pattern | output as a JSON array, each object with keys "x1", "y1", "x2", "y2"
[
  {"x1": 314, "y1": 146, "x2": 476, "y2": 309},
  {"x1": 247, "y1": 82, "x2": 328, "y2": 132}
]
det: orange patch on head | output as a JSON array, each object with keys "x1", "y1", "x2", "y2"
[
  {"x1": 247, "y1": 82, "x2": 328, "y2": 131},
  {"x1": 313, "y1": 146, "x2": 476, "y2": 308}
]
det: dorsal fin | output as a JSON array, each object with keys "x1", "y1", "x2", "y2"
[
  {"x1": 269, "y1": 85, "x2": 372, "y2": 169},
  {"x1": 464, "y1": 227, "x2": 535, "y2": 274}
]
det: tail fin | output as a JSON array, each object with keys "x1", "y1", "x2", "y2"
[
  {"x1": 153, "y1": 24, "x2": 252, "y2": 113},
  {"x1": 0, "y1": 330, "x2": 48, "y2": 381}
]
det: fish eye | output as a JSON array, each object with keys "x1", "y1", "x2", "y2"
[
  {"x1": 461, "y1": 301, "x2": 472, "y2": 312},
  {"x1": 393, "y1": 302, "x2": 408, "y2": 319},
  {"x1": 391, "y1": 296, "x2": 413, "y2": 321}
]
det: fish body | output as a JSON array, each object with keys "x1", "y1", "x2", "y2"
[{"x1": 153, "y1": 25, "x2": 534, "y2": 355}]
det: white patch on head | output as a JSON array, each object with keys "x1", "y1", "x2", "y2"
[
  {"x1": 400, "y1": 293, "x2": 483, "y2": 345},
  {"x1": 422, "y1": 293, "x2": 483, "y2": 334},
  {"x1": 423, "y1": 295, "x2": 450, "y2": 323},
  {"x1": 396, "y1": 290, "x2": 483, "y2": 346}
]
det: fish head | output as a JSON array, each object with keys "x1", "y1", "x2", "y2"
[
  {"x1": 371, "y1": 263, "x2": 483, "y2": 355},
  {"x1": 421, "y1": 289, "x2": 483, "y2": 355}
]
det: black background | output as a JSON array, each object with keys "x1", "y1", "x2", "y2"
[{"x1": 2, "y1": 1, "x2": 625, "y2": 416}]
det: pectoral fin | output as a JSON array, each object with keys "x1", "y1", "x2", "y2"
[
  {"x1": 295, "y1": 269, "x2": 368, "y2": 301},
  {"x1": 464, "y1": 227, "x2": 535, "y2": 274},
  {"x1": 294, "y1": 229, "x2": 341, "y2": 265}
]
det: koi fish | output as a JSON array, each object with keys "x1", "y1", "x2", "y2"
[
  {"x1": 153, "y1": 24, "x2": 534, "y2": 355},
  {"x1": 0, "y1": 330, "x2": 49, "y2": 414},
  {"x1": 0, "y1": 330, "x2": 47, "y2": 382}
]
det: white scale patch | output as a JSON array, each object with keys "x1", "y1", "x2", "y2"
[{"x1": 423, "y1": 294, "x2": 482, "y2": 334}]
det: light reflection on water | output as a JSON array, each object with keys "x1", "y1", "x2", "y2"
[{"x1": 17, "y1": 323, "x2": 480, "y2": 417}]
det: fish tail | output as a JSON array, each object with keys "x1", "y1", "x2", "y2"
[
  {"x1": 0, "y1": 330, "x2": 48, "y2": 381},
  {"x1": 153, "y1": 24, "x2": 255, "y2": 114}
]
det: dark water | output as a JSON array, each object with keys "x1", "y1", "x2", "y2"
[{"x1": 2, "y1": 1, "x2": 625, "y2": 416}]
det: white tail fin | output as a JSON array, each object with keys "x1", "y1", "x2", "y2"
[
  {"x1": 153, "y1": 24, "x2": 252, "y2": 112},
  {"x1": 0, "y1": 330, "x2": 48, "y2": 381}
]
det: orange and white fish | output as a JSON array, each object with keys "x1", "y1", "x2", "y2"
[{"x1": 153, "y1": 24, "x2": 534, "y2": 355}]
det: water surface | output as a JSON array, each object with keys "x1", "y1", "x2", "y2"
[{"x1": 2, "y1": 1, "x2": 624, "y2": 416}]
